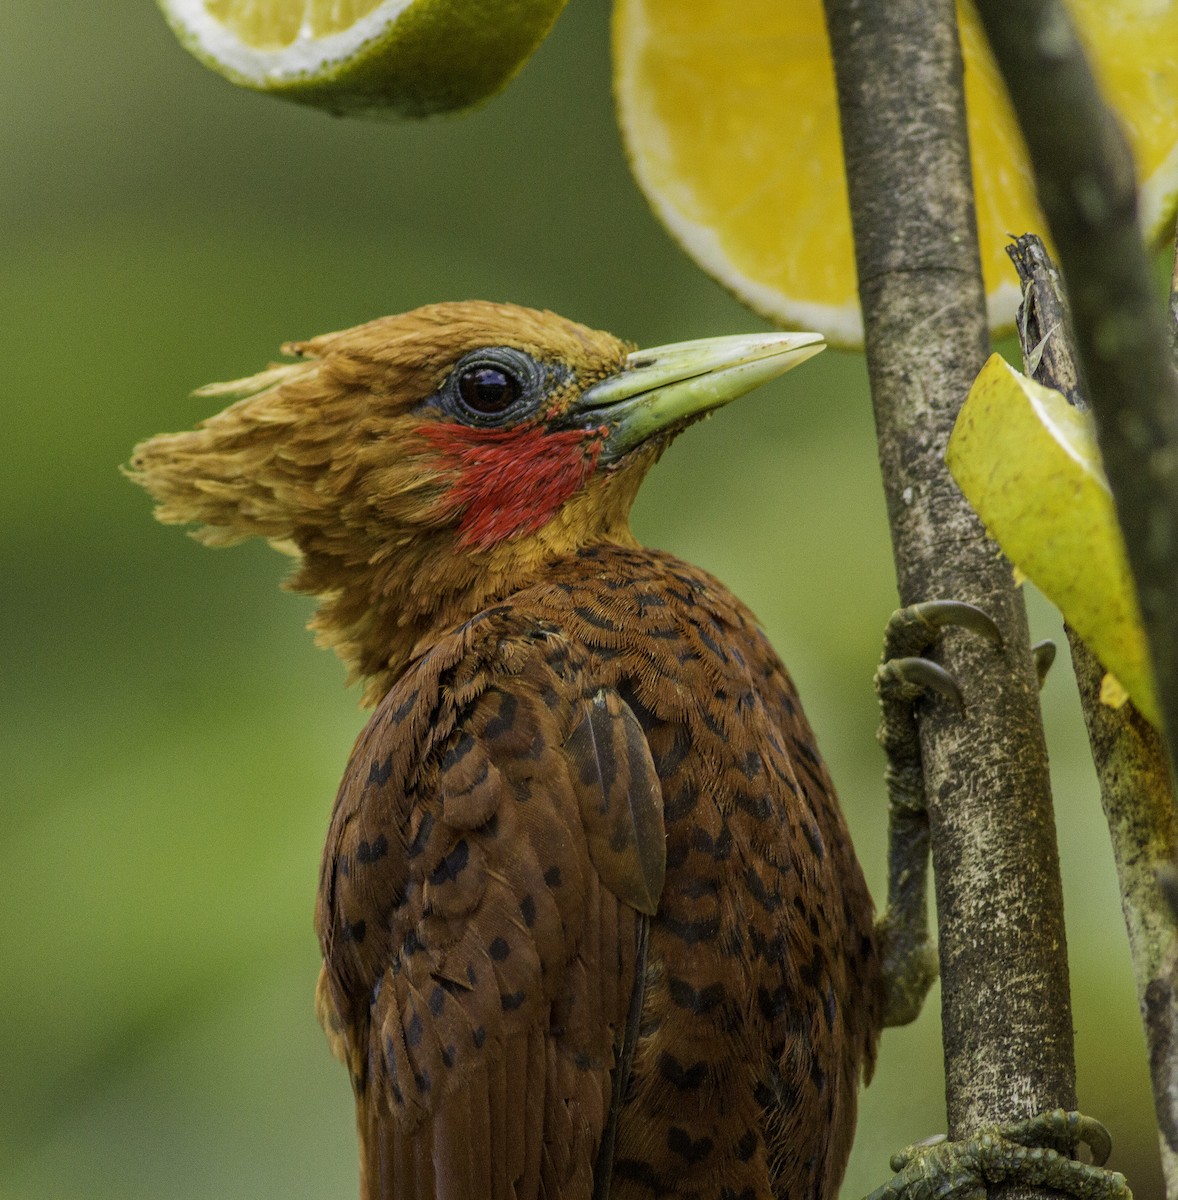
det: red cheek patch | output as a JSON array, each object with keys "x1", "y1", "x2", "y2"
[{"x1": 418, "y1": 422, "x2": 604, "y2": 551}]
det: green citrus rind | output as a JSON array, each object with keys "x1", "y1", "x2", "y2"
[{"x1": 157, "y1": 0, "x2": 571, "y2": 118}]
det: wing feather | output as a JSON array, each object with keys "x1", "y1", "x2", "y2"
[{"x1": 315, "y1": 614, "x2": 664, "y2": 1200}]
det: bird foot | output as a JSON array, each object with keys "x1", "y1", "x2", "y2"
[
  {"x1": 874, "y1": 601, "x2": 1002, "y2": 1028},
  {"x1": 865, "y1": 1109, "x2": 1131, "y2": 1200},
  {"x1": 875, "y1": 600, "x2": 1003, "y2": 714}
]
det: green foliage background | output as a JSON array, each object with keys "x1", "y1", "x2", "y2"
[{"x1": 0, "y1": 0, "x2": 1162, "y2": 1195}]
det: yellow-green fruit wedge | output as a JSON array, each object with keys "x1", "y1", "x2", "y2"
[
  {"x1": 947, "y1": 353, "x2": 1158, "y2": 725},
  {"x1": 157, "y1": 0, "x2": 571, "y2": 118}
]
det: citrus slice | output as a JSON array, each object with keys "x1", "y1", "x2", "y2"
[
  {"x1": 613, "y1": 0, "x2": 1178, "y2": 347},
  {"x1": 157, "y1": 0, "x2": 571, "y2": 117},
  {"x1": 946, "y1": 353, "x2": 1159, "y2": 725}
]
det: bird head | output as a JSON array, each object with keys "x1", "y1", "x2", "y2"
[{"x1": 129, "y1": 301, "x2": 822, "y2": 702}]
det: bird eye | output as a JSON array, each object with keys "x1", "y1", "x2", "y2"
[{"x1": 457, "y1": 364, "x2": 521, "y2": 415}]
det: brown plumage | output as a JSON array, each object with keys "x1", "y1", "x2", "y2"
[{"x1": 129, "y1": 301, "x2": 882, "y2": 1200}]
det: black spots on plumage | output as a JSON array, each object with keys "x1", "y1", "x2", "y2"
[
  {"x1": 520, "y1": 893, "x2": 536, "y2": 927},
  {"x1": 544, "y1": 865, "x2": 562, "y2": 888},
  {"x1": 403, "y1": 928, "x2": 424, "y2": 957},
  {"x1": 690, "y1": 821, "x2": 733, "y2": 862},
  {"x1": 341, "y1": 918, "x2": 366, "y2": 944},
  {"x1": 441, "y1": 1044, "x2": 456, "y2": 1069},
  {"x1": 720, "y1": 1188, "x2": 756, "y2": 1200},
  {"x1": 757, "y1": 982, "x2": 789, "y2": 1026},
  {"x1": 667, "y1": 975, "x2": 726, "y2": 1014},
  {"x1": 792, "y1": 734, "x2": 827, "y2": 787},
  {"x1": 483, "y1": 692, "x2": 518, "y2": 739},
  {"x1": 438, "y1": 976, "x2": 468, "y2": 998},
  {"x1": 367, "y1": 755, "x2": 393, "y2": 787},
  {"x1": 661, "y1": 911, "x2": 721, "y2": 945},
  {"x1": 441, "y1": 731, "x2": 476, "y2": 772},
  {"x1": 501, "y1": 989, "x2": 526, "y2": 1011},
  {"x1": 738, "y1": 748, "x2": 762, "y2": 779},
  {"x1": 698, "y1": 705, "x2": 727, "y2": 740},
  {"x1": 744, "y1": 864, "x2": 783, "y2": 913},
  {"x1": 472, "y1": 1025, "x2": 487, "y2": 1048},
  {"x1": 647, "y1": 624, "x2": 680, "y2": 641},
  {"x1": 406, "y1": 1009, "x2": 424, "y2": 1047},
  {"x1": 664, "y1": 838, "x2": 689, "y2": 871},
  {"x1": 479, "y1": 811, "x2": 500, "y2": 838},
  {"x1": 429, "y1": 838, "x2": 470, "y2": 885},
  {"x1": 736, "y1": 1130, "x2": 759, "y2": 1162},
  {"x1": 693, "y1": 621, "x2": 727, "y2": 661},
  {"x1": 390, "y1": 687, "x2": 419, "y2": 724},
  {"x1": 749, "y1": 925, "x2": 787, "y2": 965},
  {"x1": 407, "y1": 810, "x2": 435, "y2": 859},
  {"x1": 809, "y1": 1056, "x2": 826, "y2": 1094},
  {"x1": 799, "y1": 946, "x2": 826, "y2": 991},
  {"x1": 780, "y1": 692, "x2": 796, "y2": 716},
  {"x1": 428, "y1": 985, "x2": 446, "y2": 1017},
  {"x1": 573, "y1": 604, "x2": 621, "y2": 633},
  {"x1": 414, "y1": 1068, "x2": 431, "y2": 1093},
  {"x1": 356, "y1": 834, "x2": 388, "y2": 864},
  {"x1": 613, "y1": 1158, "x2": 665, "y2": 1194},
  {"x1": 466, "y1": 962, "x2": 478, "y2": 986},
  {"x1": 667, "y1": 1127, "x2": 713, "y2": 1165},
  {"x1": 663, "y1": 783, "x2": 699, "y2": 822},
  {"x1": 802, "y1": 818, "x2": 826, "y2": 861},
  {"x1": 489, "y1": 935, "x2": 510, "y2": 961},
  {"x1": 753, "y1": 1080, "x2": 775, "y2": 1109},
  {"x1": 733, "y1": 787, "x2": 773, "y2": 821},
  {"x1": 658, "y1": 1052, "x2": 707, "y2": 1091},
  {"x1": 823, "y1": 986, "x2": 837, "y2": 1031},
  {"x1": 652, "y1": 727, "x2": 692, "y2": 778},
  {"x1": 679, "y1": 874, "x2": 719, "y2": 901}
]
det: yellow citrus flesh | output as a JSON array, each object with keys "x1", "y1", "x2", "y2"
[
  {"x1": 614, "y1": 0, "x2": 1178, "y2": 347},
  {"x1": 204, "y1": 1, "x2": 387, "y2": 48},
  {"x1": 158, "y1": 0, "x2": 570, "y2": 118}
]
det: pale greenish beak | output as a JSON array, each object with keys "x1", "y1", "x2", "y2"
[{"x1": 571, "y1": 330, "x2": 825, "y2": 462}]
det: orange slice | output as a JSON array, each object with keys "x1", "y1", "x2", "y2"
[{"x1": 613, "y1": 0, "x2": 1178, "y2": 346}]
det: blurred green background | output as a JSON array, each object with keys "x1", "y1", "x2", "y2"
[{"x1": 0, "y1": 1, "x2": 1164, "y2": 1196}]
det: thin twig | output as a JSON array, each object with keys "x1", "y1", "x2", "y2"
[
  {"x1": 1009, "y1": 234, "x2": 1178, "y2": 1198},
  {"x1": 819, "y1": 0, "x2": 1077, "y2": 1169}
]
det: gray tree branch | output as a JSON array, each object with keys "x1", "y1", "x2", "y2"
[{"x1": 819, "y1": 0, "x2": 1077, "y2": 1176}]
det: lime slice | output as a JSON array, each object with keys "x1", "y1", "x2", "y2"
[
  {"x1": 158, "y1": 0, "x2": 571, "y2": 117},
  {"x1": 947, "y1": 353, "x2": 1158, "y2": 724}
]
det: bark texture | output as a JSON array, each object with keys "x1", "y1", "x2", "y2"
[{"x1": 820, "y1": 0, "x2": 1077, "y2": 1157}]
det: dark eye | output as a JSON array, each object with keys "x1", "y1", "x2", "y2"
[{"x1": 457, "y1": 364, "x2": 520, "y2": 415}]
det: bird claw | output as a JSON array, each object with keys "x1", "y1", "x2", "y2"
[
  {"x1": 874, "y1": 601, "x2": 1001, "y2": 1027},
  {"x1": 865, "y1": 1111, "x2": 1131, "y2": 1200},
  {"x1": 1033, "y1": 638, "x2": 1057, "y2": 689},
  {"x1": 875, "y1": 600, "x2": 1001, "y2": 710}
]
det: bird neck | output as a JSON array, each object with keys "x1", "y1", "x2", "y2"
[{"x1": 297, "y1": 469, "x2": 647, "y2": 706}]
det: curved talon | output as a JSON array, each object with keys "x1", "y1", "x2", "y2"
[
  {"x1": 1000, "y1": 1109, "x2": 1112, "y2": 1167},
  {"x1": 902, "y1": 600, "x2": 1004, "y2": 648},
  {"x1": 879, "y1": 656, "x2": 964, "y2": 709},
  {"x1": 1032, "y1": 639, "x2": 1057, "y2": 688}
]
